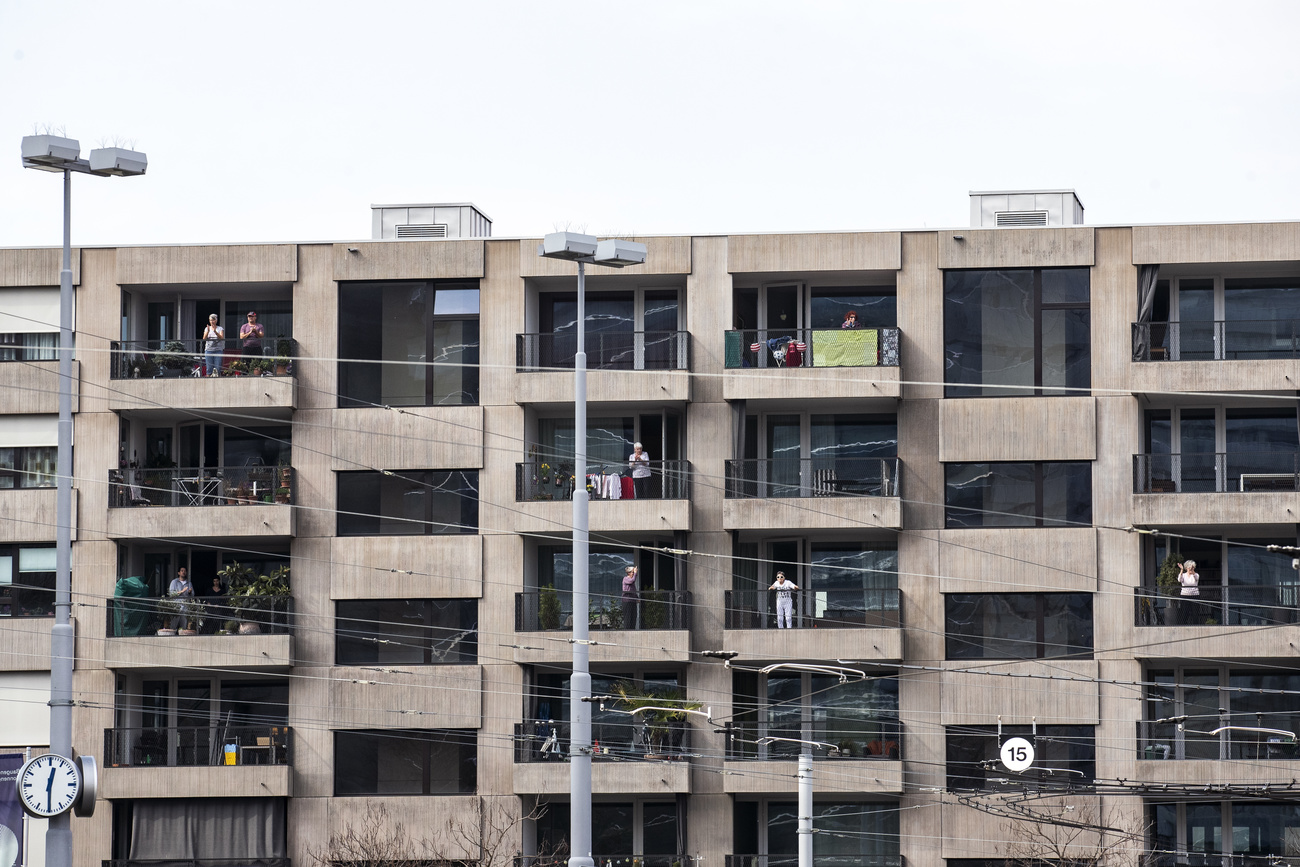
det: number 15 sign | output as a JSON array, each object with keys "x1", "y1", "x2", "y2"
[{"x1": 1000, "y1": 737, "x2": 1035, "y2": 772}]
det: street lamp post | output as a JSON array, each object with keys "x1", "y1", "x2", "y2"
[
  {"x1": 21, "y1": 134, "x2": 147, "y2": 867},
  {"x1": 537, "y1": 232, "x2": 646, "y2": 867}
]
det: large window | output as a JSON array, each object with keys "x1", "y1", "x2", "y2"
[
  {"x1": 534, "y1": 801, "x2": 680, "y2": 861},
  {"x1": 0, "y1": 333, "x2": 57, "y2": 361},
  {"x1": 944, "y1": 267, "x2": 1090, "y2": 397},
  {"x1": 336, "y1": 599, "x2": 477, "y2": 665},
  {"x1": 1141, "y1": 406, "x2": 1299, "y2": 493},
  {"x1": 945, "y1": 593, "x2": 1093, "y2": 659},
  {"x1": 334, "y1": 729, "x2": 476, "y2": 795},
  {"x1": 338, "y1": 281, "x2": 479, "y2": 407},
  {"x1": 946, "y1": 724, "x2": 1095, "y2": 790},
  {"x1": 1150, "y1": 802, "x2": 1300, "y2": 865},
  {"x1": 733, "y1": 800, "x2": 899, "y2": 863},
  {"x1": 0, "y1": 544, "x2": 55, "y2": 616},
  {"x1": 0, "y1": 446, "x2": 57, "y2": 489},
  {"x1": 945, "y1": 461, "x2": 1092, "y2": 528},
  {"x1": 336, "y1": 470, "x2": 478, "y2": 536}
]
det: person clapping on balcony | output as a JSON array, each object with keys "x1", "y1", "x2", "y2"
[
  {"x1": 202, "y1": 314, "x2": 225, "y2": 376},
  {"x1": 1178, "y1": 560, "x2": 1200, "y2": 624}
]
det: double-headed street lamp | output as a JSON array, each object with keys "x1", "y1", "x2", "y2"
[
  {"x1": 20, "y1": 134, "x2": 147, "y2": 867},
  {"x1": 537, "y1": 232, "x2": 647, "y2": 867}
]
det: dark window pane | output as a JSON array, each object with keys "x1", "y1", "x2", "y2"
[
  {"x1": 1042, "y1": 461, "x2": 1093, "y2": 526},
  {"x1": 946, "y1": 594, "x2": 1093, "y2": 659},
  {"x1": 947, "y1": 725, "x2": 1094, "y2": 790},
  {"x1": 944, "y1": 270, "x2": 1035, "y2": 397},
  {"x1": 1040, "y1": 308, "x2": 1091, "y2": 395},
  {"x1": 336, "y1": 599, "x2": 478, "y2": 665},
  {"x1": 945, "y1": 463, "x2": 1036, "y2": 528},
  {"x1": 1041, "y1": 268, "x2": 1090, "y2": 304},
  {"x1": 337, "y1": 471, "x2": 478, "y2": 536},
  {"x1": 334, "y1": 729, "x2": 475, "y2": 795}
]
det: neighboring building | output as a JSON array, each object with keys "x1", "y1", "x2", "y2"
[{"x1": 3, "y1": 193, "x2": 1300, "y2": 867}]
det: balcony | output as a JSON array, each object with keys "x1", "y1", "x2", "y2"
[
  {"x1": 1134, "y1": 320, "x2": 1300, "y2": 362},
  {"x1": 723, "y1": 717, "x2": 902, "y2": 761},
  {"x1": 510, "y1": 461, "x2": 692, "y2": 533},
  {"x1": 727, "y1": 856, "x2": 902, "y2": 867},
  {"x1": 106, "y1": 724, "x2": 292, "y2": 767},
  {"x1": 517, "y1": 460, "x2": 691, "y2": 501},
  {"x1": 104, "y1": 596, "x2": 293, "y2": 667},
  {"x1": 1137, "y1": 715, "x2": 1300, "y2": 761},
  {"x1": 513, "y1": 590, "x2": 692, "y2": 664},
  {"x1": 105, "y1": 466, "x2": 295, "y2": 539},
  {"x1": 105, "y1": 862, "x2": 289, "y2": 867},
  {"x1": 725, "y1": 589, "x2": 899, "y2": 629},
  {"x1": 514, "y1": 331, "x2": 691, "y2": 404},
  {"x1": 723, "y1": 328, "x2": 901, "y2": 404},
  {"x1": 517, "y1": 858, "x2": 685, "y2": 867},
  {"x1": 1135, "y1": 586, "x2": 1300, "y2": 627},
  {"x1": 723, "y1": 459, "x2": 902, "y2": 530},
  {"x1": 1135, "y1": 452, "x2": 1300, "y2": 493},
  {"x1": 512, "y1": 721, "x2": 691, "y2": 794},
  {"x1": 106, "y1": 338, "x2": 297, "y2": 411}
]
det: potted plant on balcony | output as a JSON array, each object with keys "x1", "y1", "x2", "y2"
[
  {"x1": 225, "y1": 360, "x2": 248, "y2": 377},
  {"x1": 614, "y1": 684, "x2": 700, "y2": 760},
  {"x1": 1154, "y1": 553, "x2": 1181, "y2": 624},
  {"x1": 154, "y1": 594, "x2": 183, "y2": 635},
  {"x1": 538, "y1": 584, "x2": 561, "y2": 630},
  {"x1": 156, "y1": 340, "x2": 190, "y2": 377},
  {"x1": 221, "y1": 562, "x2": 290, "y2": 634}
]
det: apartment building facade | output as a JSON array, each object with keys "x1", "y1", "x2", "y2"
[{"x1": 4, "y1": 197, "x2": 1300, "y2": 867}]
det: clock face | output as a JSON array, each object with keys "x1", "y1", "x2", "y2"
[{"x1": 18, "y1": 754, "x2": 81, "y2": 818}]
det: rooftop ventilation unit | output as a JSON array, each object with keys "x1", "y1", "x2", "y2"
[
  {"x1": 970, "y1": 190, "x2": 1083, "y2": 228},
  {"x1": 370, "y1": 203, "x2": 492, "y2": 240}
]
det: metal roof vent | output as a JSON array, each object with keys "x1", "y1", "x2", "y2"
[
  {"x1": 395, "y1": 224, "x2": 448, "y2": 239},
  {"x1": 995, "y1": 210, "x2": 1049, "y2": 227}
]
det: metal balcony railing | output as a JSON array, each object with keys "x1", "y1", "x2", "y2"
[
  {"x1": 516, "y1": 857, "x2": 685, "y2": 867},
  {"x1": 1134, "y1": 586, "x2": 1300, "y2": 627},
  {"x1": 724, "y1": 588, "x2": 900, "y2": 629},
  {"x1": 109, "y1": 466, "x2": 295, "y2": 508},
  {"x1": 516, "y1": 331, "x2": 691, "y2": 372},
  {"x1": 513, "y1": 720, "x2": 691, "y2": 763},
  {"x1": 516, "y1": 589, "x2": 691, "y2": 632},
  {"x1": 725, "y1": 458, "x2": 900, "y2": 499},
  {"x1": 1133, "y1": 452, "x2": 1300, "y2": 494},
  {"x1": 724, "y1": 327, "x2": 900, "y2": 369},
  {"x1": 516, "y1": 460, "x2": 691, "y2": 501},
  {"x1": 723, "y1": 718, "x2": 902, "y2": 760},
  {"x1": 104, "y1": 861, "x2": 291, "y2": 867},
  {"x1": 104, "y1": 725, "x2": 293, "y2": 767},
  {"x1": 727, "y1": 856, "x2": 903, "y2": 867},
  {"x1": 1137, "y1": 713, "x2": 1300, "y2": 761},
  {"x1": 1133, "y1": 320, "x2": 1300, "y2": 362},
  {"x1": 110, "y1": 337, "x2": 298, "y2": 379},
  {"x1": 1146, "y1": 851, "x2": 1296, "y2": 867},
  {"x1": 106, "y1": 595, "x2": 293, "y2": 637}
]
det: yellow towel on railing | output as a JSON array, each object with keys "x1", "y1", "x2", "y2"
[{"x1": 811, "y1": 329, "x2": 878, "y2": 367}]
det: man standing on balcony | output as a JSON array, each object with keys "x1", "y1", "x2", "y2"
[
  {"x1": 769, "y1": 571, "x2": 798, "y2": 628},
  {"x1": 168, "y1": 567, "x2": 194, "y2": 631}
]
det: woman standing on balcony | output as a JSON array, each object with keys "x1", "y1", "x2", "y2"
[
  {"x1": 1178, "y1": 560, "x2": 1201, "y2": 624},
  {"x1": 629, "y1": 442, "x2": 652, "y2": 498},
  {"x1": 621, "y1": 565, "x2": 639, "y2": 630},
  {"x1": 769, "y1": 571, "x2": 798, "y2": 628},
  {"x1": 202, "y1": 314, "x2": 225, "y2": 375}
]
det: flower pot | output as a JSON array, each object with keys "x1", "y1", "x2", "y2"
[
  {"x1": 238, "y1": 622, "x2": 261, "y2": 634},
  {"x1": 178, "y1": 629, "x2": 197, "y2": 636},
  {"x1": 156, "y1": 628, "x2": 177, "y2": 636}
]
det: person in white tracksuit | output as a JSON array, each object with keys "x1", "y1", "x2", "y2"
[{"x1": 769, "y1": 571, "x2": 798, "y2": 628}]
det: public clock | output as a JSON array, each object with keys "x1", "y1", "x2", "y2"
[{"x1": 17, "y1": 753, "x2": 82, "y2": 818}]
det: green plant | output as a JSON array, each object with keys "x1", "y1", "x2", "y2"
[
  {"x1": 159, "y1": 340, "x2": 189, "y2": 370},
  {"x1": 221, "y1": 562, "x2": 290, "y2": 629},
  {"x1": 275, "y1": 336, "x2": 294, "y2": 358},
  {"x1": 614, "y1": 683, "x2": 702, "y2": 754},
  {"x1": 255, "y1": 357, "x2": 274, "y2": 374},
  {"x1": 590, "y1": 598, "x2": 622, "y2": 629},
  {"x1": 641, "y1": 589, "x2": 668, "y2": 628},
  {"x1": 1156, "y1": 553, "x2": 1181, "y2": 597},
  {"x1": 226, "y1": 360, "x2": 249, "y2": 375},
  {"x1": 538, "y1": 584, "x2": 562, "y2": 630}
]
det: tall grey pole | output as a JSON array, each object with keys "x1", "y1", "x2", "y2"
[
  {"x1": 569, "y1": 259, "x2": 593, "y2": 867},
  {"x1": 797, "y1": 753, "x2": 812, "y2": 867},
  {"x1": 48, "y1": 167, "x2": 76, "y2": 867}
]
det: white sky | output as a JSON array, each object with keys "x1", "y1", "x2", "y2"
[{"x1": 2, "y1": 0, "x2": 1298, "y2": 247}]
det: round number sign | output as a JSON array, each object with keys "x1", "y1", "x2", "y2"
[{"x1": 1000, "y1": 737, "x2": 1035, "y2": 772}]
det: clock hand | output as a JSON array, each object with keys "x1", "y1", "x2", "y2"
[{"x1": 46, "y1": 765, "x2": 55, "y2": 811}]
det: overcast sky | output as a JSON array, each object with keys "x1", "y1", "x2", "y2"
[{"x1": 3, "y1": 0, "x2": 1298, "y2": 248}]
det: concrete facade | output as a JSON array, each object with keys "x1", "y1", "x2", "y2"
[{"x1": 2, "y1": 218, "x2": 1299, "y2": 867}]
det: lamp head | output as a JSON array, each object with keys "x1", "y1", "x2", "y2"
[
  {"x1": 539, "y1": 232, "x2": 598, "y2": 261},
  {"x1": 593, "y1": 239, "x2": 647, "y2": 268},
  {"x1": 88, "y1": 147, "x2": 148, "y2": 177},
  {"x1": 21, "y1": 135, "x2": 81, "y2": 171}
]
